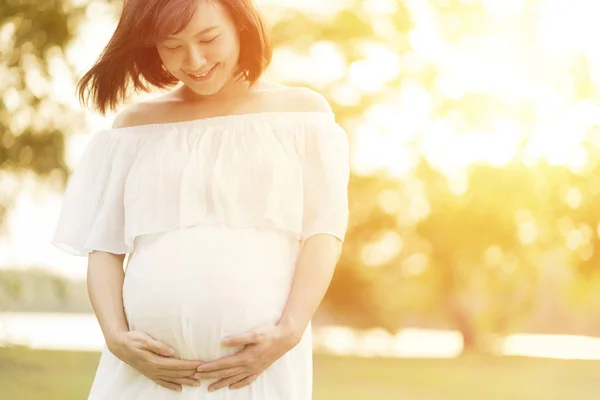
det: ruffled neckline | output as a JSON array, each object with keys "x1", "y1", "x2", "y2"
[
  {"x1": 106, "y1": 111, "x2": 336, "y2": 134},
  {"x1": 52, "y1": 108, "x2": 350, "y2": 256}
]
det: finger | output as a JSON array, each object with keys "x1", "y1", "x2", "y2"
[
  {"x1": 153, "y1": 378, "x2": 182, "y2": 392},
  {"x1": 196, "y1": 353, "x2": 245, "y2": 372},
  {"x1": 230, "y1": 373, "x2": 260, "y2": 389},
  {"x1": 222, "y1": 331, "x2": 259, "y2": 347},
  {"x1": 157, "y1": 368, "x2": 199, "y2": 378},
  {"x1": 158, "y1": 376, "x2": 201, "y2": 387},
  {"x1": 194, "y1": 366, "x2": 247, "y2": 380},
  {"x1": 142, "y1": 338, "x2": 176, "y2": 357},
  {"x1": 155, "y1": 356, "x2": 204, "y2": 371},
  {"x1": 208, "y1": 373, "x2": 249, "y2": 392}
]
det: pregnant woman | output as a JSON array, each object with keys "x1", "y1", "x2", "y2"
[{"x1": 52, "y1": 0, "x2": 349, "y2": 399}]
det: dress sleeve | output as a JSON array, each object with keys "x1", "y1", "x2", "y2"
[
  {"x1": 300, "y1": 117, "x2": 351, "y2": 243},
  {"x1": 52, "y1": 131, "x2": 136, "y2": 256}
]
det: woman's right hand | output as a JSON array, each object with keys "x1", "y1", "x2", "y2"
[{"x1": 107, "y1": 330, "x2": 203, "y2": 392}]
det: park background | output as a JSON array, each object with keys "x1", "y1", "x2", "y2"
[{"x1": 2, "y1": 0, "x2": 600, "y2": 398}]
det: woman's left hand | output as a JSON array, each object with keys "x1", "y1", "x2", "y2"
[{"x1": 194, "y1": 324, "x2": 301, "y2": 391}]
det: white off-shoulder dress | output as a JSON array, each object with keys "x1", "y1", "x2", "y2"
[{"x1": 51, "y1": 111, "x2": 350, "y2": 400}]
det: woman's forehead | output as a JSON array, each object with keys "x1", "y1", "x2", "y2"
[{"x1": 167, "y1": 0, "x2": 228, "y2": 38}]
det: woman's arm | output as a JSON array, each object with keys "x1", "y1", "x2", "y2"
[
  {"x1": 87, "y1": 251, "x2": 129, "y2": 346},
  {"x1": 277, "y1": 234, "x2": 342, "y2": 340},
  {"x1": 88, "y1": 251, "x2": 203, "y2": 391}
]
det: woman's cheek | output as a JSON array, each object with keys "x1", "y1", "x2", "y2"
[
  {"x1": 157, "y1": 51, "x2": 180, "y2": 73},
  {"x1": 215, "y1": 36, "x2": 239, "y2": 62}
]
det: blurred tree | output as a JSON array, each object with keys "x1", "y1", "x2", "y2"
[
  {"x1": 544, "y1": 143, "x2": 600, "y2": 278},
  {"x1": 0, "y1": 269, "x2": 91, "y2": 313},
  {"x1": 410, "y1": 162, "x2": 546, "y2": 351},
  {"x1": 0, "y1": 0, "x2": 86, "y2": 223},
  {"x1": 272, "y1": 0, "x2": 600, "y2": 350},
  {"x1": 0, "y1": 0, "x2": 88, "y2": 319},
  {"x1": 538, "y1": 142, "x2": 600, "y2": 334},
  {"x1": 321, "y1": 173, "x2": 401, "y2": 329}
]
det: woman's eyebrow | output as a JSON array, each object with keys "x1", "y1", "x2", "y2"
[{"x1": 166, "y1": 25, "x2": 220, "y2": 40}]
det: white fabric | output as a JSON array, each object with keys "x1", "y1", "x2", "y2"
[{"x1": 51, "y1": 111, "x2": 350, "y2": 400}]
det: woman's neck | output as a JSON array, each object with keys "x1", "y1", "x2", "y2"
[{"x1": 178, "y1": 75, "x2": 253, "y2": 104}]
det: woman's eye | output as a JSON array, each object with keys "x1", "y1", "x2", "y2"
[
  {"x1": 200, "y1": 35, "x2": 219, "y2": 44},
  {"x1": 162, "y1": 35, "x2": 218, "y2": 49}
]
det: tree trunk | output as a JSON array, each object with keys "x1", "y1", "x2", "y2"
[
  {"x1": 445, "y1": 296, "x2": 479, "y2": 354},
  {"x1": 453, "y1": 308, "x2": 479, "y2": 354}
]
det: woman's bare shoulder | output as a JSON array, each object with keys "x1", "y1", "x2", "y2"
[
  {"x1": 111, "y1": 102, "x2": 156, "y2": 129},
  {"x1": 254, "y1": 81, "x2": 332, "y2": 113},
  {"x1": 111, "y1": 93, "x2": 174, "y2": 129}
]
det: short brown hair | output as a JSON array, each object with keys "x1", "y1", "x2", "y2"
[{"x1": 77, "y1": 0, "x2": 272, "y2": 115}]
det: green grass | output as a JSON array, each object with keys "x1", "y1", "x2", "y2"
[{"x1": 1, "y1": 346, "x2": 600, "y2": 399}]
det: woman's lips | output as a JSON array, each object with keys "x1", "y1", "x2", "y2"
[{"x1": 186, "y1": 64, "x2": 218, "y2": 82}]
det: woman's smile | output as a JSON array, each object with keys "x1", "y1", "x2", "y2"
[{"x1": 186, "y1": 63, "x2": 218, "y2": 82}]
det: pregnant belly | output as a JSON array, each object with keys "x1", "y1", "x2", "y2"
[{"x1": 122, "y1": 224, "x2": 300, "y2": 361}]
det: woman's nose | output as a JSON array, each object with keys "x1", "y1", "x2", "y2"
[{"x1": 185, "y1": 47, "x2": 208, "y2": 71}]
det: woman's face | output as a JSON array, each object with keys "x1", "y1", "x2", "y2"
[{"x1": 156, "y1": 0, "x2": 241, "y2": 97}]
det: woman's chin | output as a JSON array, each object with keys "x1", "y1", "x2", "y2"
[
  {"x1": 185, "y1": 81, "x2": 222, "y2": 97},
  {"x1": 181, "y1": 69, "x2": 247, "y2": 99}
]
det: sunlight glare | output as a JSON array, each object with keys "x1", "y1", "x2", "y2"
[
  {"x1": 447, "y1": 176, "x2": 468, "y2": 196},
  {"x1": 362, "y1": 0, "x2": 398, "y2": 15},
  {"x1": 392, "y1": 329, "x2": 463, "y2": 358},
  {"x1": 537, "y1": 0, "x2": 600, "y2": 59},
  {"x1": 400, "y1": 82, "x2": 433, "y2": 129},
  {"x1": 353, "y1": 121, "x2": 414, "y2": 177},
  {"x1": 404, "y1": 179, "x2": 431, "y2": 222},
  {"x1": 361, "y1": 231, "x2": 403, "y2": 267},
  {"x1": 482, "y1": 0, "x2": 524, "y2": 18},
  {"x1": 2, "y1": 87, "x2": 20, "y2": 112},
  {"x1": 401, "y1": 252, "x2": 428, "y2": 276},
  {"x1": 378, "y1": 189, "x2": 404, "y2": 215},
  {"x1": 329, "y1": 83, "x2": 362, "y2": 107},
  {"x1": 308, "y1": 41, "x2": 347, "y2": 86},
  {"x1": 566, "y1": 229, "x2": 585, "y2": 251},
  {"x1": 483, "y1": 245, "x2": 504, "y2": 267},
  {"x1": 518, "y1": 222, "x2": 538, "y2": 245},
  {"x1": 348, "y1": 59, "x2": 388, "y2": 93},
  {"x1": 3, "y1": 182, "x2": 85, "y2": 279},
  {"x1": 565, "y1": 187, "x2": 583, "y2": 209},
  {"x1": 503, "y1": 333, "x2": 600, "y2": 360},
  {"x1": 420, "y1": 118, "x2": 455, "y2": 171},
  {"x1": 523, "y1": 101, "x2": 595, "y2": 168},
  {"x1": 271, "y1": 42, "x2": 346, "y2": 88}
]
